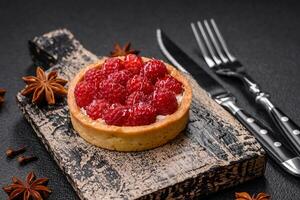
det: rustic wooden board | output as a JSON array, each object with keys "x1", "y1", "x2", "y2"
[{"x1": 17, "y1": 29, "x2": 266, "y2": 200}]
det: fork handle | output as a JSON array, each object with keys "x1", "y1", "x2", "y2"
[
  {"x1": 234, "y1": 108, "x2": 300, "y2": 176},
  {"x1": 216, "y1": 95, "x2": 300, "y2": 177},
  {"x1": 229, "y1": 73, "x2": 300, "y2": 155},
  {"x1": 217, "y1": 95, "x2": 300, "y2": 176},
  {"x1": 216, "y1": 95, "x2": 295, "y2": 163},
  {"x1": 256, "y1": 94, "x2": 300, "y2": 155}
]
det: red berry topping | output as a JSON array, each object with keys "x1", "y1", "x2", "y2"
[
  {"x1": 141, "y1": 59, "x2": 168, "y2": 83},
  {"x1": 85, "y1": 99, "x2": 110, "y2": 120},
  {"x1": 126, "y1": 103, "x2": 157, "y2": 126},
  {"x1": 155, "y1": 75, "x2": 183, "y2": 94},
  {"x1": 123, "y1": 54, "x2": 144, "y2": 74},
  {"x1": 74, "y1": 81, "x2": 96, "y2": 108},
  {"x1": 75, "y1": 56, "x2": 184, "y2": 126},
  {"x1": 152, "y1": 90, "x2": 178, "y2": 115},
  {"x1": 102, "y1": 57, "x2": 124, "y2": 75},
  {"x1": 126, "y1": 75, "x2": 154, "y2": 95},
  {"x1": 103, "y1": 104, "x2": 129, "y2": 126},
  {"x1": 84, "y1": 68, "x2": 107, "y2": 86},
  {"x1": 99, "y1": 79, "x2": 126, "y2": 104},
  {"x1": 126, "y1": 91, "x2": 148, "y2": 106},
  {"x1": 107, "y1": 69, "x2": 132, "y2": 85}
]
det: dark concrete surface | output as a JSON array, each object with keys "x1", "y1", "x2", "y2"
[{"x1": 0, "y1": 0, "x2": 299, "y2": 199}]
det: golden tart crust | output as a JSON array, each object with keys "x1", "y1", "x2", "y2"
[{"x1": 68, "y1": 57, "x2": 192, "y2": 151}]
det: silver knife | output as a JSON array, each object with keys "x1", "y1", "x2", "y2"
[{"x1": 156, "y1": 29, "x2": 300, "y2": 177}]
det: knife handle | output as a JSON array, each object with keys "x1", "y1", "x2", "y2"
[
  {"x1": 234, "y1": 110, "x2": 294, "y2": 162},
  {"x1": 216, "y1": 95, "x2": 296, "y2": 163},
  {"x1": 256, "y1": 94, "x2": 300, "y2": 155},
  {"x1": 229, "y1": 72, "x2": 300, "y2": 155},
  {"x1": 233, "y1": 108, "x2": 300, "y2": 176}
]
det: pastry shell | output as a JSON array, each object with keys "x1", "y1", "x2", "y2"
[{"x1": 67, "y1": 57, "x2": 192, "y2": 151}]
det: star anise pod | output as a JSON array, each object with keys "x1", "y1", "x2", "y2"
[
  {"x1": 2, "y1": 172, "x2": 51, "y2": 200},
  {"x1": 21, "y1": 67, "x2": 68, "y2": 105},
  {"x1": 110, "y1": 42, "x2": 140, "y2": 57},
  {"x1": 235, "y1": 192, "x2": 271, "y2": 200},
  {"x1": 0, "y1": 88, "x2": 6, "y2": 105}
]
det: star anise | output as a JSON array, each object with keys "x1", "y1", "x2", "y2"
[
  {"x1": 2, "y1": 172, "x2": 51, "y2": 200},
  {"x1": 0, "y1": 88, "x2": 6, "y2": 105},
  {"x1": 21, "y1": 67, "x2": 68, "y2": 105},
  {"x1": 110, "y1": 42, "x2": 140, "y2": 57},
  {"x1": 235, "y1": 192, "x2": 271, "y2": 200}
]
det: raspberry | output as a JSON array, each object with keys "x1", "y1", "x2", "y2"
[
  {"x1": 141, "y1": 59, "x2": 167, "y2": 83},
  {"x1": 103, "y1": 104, "x2": 129, "y2": 126},
  {"x1": 125, "y1": 103, "x2": 157, "y2": 126},
  {"x1": 99, "y1": 79, "x2": 126, "y2": 104},
  {"x1": 123, "y1": 54, "x2": 144, "y2": 74},
  {"x1": 74, "y1": 81, "x2": 96, "y2": 108},
  {"x1": 84, "y1": 68, "x2": 107, "y2": 86},
  {"x1": 126, "y1": 75, "x2": 154, "y2": 95},
  {"x1": 152, "y1": 90, "x2": 178, "y2": 115},
  {"x1": 107, "y1": 69, "x2": 132, "y2": 86},
  {"x1": 101, "y1": 57, "x2": 124, "y2": 75},
  {"x1": 85, "y1": 99, "x2": 110, "y2": 120},
  {"x1": 125, "y1": 91, "x2": 148, "y2": 106},
  {"x1": 155, "y1": 75, "x2": 183, "y2": 94}
]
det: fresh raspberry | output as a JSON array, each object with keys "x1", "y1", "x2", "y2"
[
  {"x1": 84, "y1": 67, "x2": 107, "y2": 86},
  {"x1": 109, "y1": 102, "x2": 123, "y2": 109},
  {"x1": 107, "y1": 69, "x2": 132, "y2": 86},
  {"x1": 141, "y1": 59, "x2": 168, "y2": 83},
  {"x1": 155, "y1": 75, "x2": 183, "y2": 94},
  {"x1": 126, "y1": 75, "x2": 154, "y2": 95},
  {"x1": 123, "y1": 54, "x2": 144, "y2": 74},
  {"x1": 152, "y1": 90, "x2": 178, "y2": 115},
  {"x1": 99, "y1": 79, "x2": 126, "y2": 104},
  {"x1": 125, "y1": 103, "x2": 157, "y2": 126},
  {"x1": 74, "y1": 81, "x2": 96, "y2": 108},
  {"x1": 85, "y1": 99, "x2": 110, "y2": 120},
  {"x1": 103, "y1": 104, "x2": 129, "y2": 126},
  {"x1": 125, "y1": 91, "x2": 148, "y2": 106},
  {"x1": 101, "y1": 57, "x2": 124, "y2": 75}
]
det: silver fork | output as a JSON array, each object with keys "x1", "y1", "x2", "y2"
[{"x1": 191, "y1": 19, "x2": 300, "y2": 155}]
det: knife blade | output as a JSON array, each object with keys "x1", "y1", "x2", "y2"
[{"x1": 156, "y1": 29, "x2": 300, "y2": 177}]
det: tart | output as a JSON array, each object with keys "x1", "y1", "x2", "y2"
[{"x1": 68, "y1": 54, "x2": 192, "y2": 151}]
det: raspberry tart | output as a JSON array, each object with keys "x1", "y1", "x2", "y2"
[{"x1": 68, "y1": 54, "x2": 192, "y2": 151}]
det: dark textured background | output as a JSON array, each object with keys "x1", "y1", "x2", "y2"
[{"x1": 0, "y1": 0, "x2": 300, "y2": 199}]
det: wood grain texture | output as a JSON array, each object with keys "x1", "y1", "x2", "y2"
[{"x1": 17, "y1": 29, "x2": 266, "y2": 200}]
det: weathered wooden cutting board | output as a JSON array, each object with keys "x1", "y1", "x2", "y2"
[{"x1": 17, "y1": 29, "x2": 266, "y2": 200}]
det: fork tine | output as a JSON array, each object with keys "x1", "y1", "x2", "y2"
[
  {"x1": 204, "y1": 20, "x2": 229, "y2": 64},
  {"x1": 191, "y1": 23, "x2": 215, "y2": 68},
  {"x1": 197, "y1": 21, "x2": 222, "y2": 66},
  {"x1": 210, "y1": 19, "x2": 236, "y2": 62}
]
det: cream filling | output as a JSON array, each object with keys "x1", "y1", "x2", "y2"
[{"x1": 81, "y1": 92, "x2": 184, "y2": 124}]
